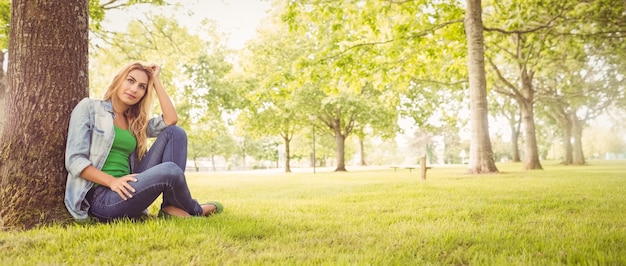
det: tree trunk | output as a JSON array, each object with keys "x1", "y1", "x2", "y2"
[
  {"x1": 509, "y1": 122, "x2": 521, "y2": 162},
  {"x1": 358, "y1": 137, "x2": 366, "y2": 166},
  {"x1": 334, "y1": 131, "x2": 347, "y2": 171},
  {"x1": 561, "y1": 118, "x2": 573, "y2": 165},
  {"x1": 464, "y1": 0, "x2": 499, "y2": 174},
  {"x1": 548, "y1": 105, "x2": 573, "y2": 165},
  {"x1": 571, "y1": 114, "x2": 585, "y2": 165},
  {"x1": 0, "y1": 0, "x2": 89, "y2": 229},
  {"x1": 283, "y1": 135, "x2": 292, "y2": 173},
  {"x1": 0, "y1": 51, "x2": 6, "y2": 133},
  {"x1": 518, "y1": 72, "x2": 543, "y2": 170},
  {"x1": 518, "y1": 101, "x2": 542, "y2": 170}
]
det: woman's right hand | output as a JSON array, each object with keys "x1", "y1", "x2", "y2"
[{"x1": 108, "y1": 174, "x2": 138, "y2": 200}]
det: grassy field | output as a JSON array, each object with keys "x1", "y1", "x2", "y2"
[{"x1": 1, "y1": 161, "x2": 625, "y2": 265}]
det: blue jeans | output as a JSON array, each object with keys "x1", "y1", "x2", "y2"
[{"x1": 87, "y1": 126, "x2": 203, "y2": 222}]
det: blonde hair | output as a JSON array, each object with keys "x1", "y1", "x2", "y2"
[{"x1": 103, "y1": 61, "x2": 155, "y2": 160}]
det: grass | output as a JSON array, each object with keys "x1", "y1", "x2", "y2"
[{"x1": 1, "y1": 160, "x2": 625, "y2": 265}]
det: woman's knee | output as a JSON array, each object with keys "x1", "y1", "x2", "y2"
[
  {"x1": 164, "y1": 125, "x2": 187, "y2": 138},
  {"x1": 162, "y1": 162, "x2": 185, "y2": 178},
  {"x1": 145, "y1": 162, "x2": 185, "y2": 183}
]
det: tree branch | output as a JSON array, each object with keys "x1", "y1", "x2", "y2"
[
  {"x1": 319, "y1": 19, "x2": 464, "y2": 63},
  {"x1": 410, "y1": 76, "x2": 466, "y2": 87},
  {"x1": 382, "y1": 0, "x2": 414, "y2": 4},
  {"x1": 484, "y1": 5, "x2": 565, "y2": 35},
  {"x1": 486, "y1": 56, "x2": 521, "y2": 97}
]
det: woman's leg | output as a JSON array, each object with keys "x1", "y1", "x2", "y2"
[
  {"x1": 87, "y1": 162, "x2": 203, "y2": 222},
  {"x1": 135, "y1": 126, "x2": 195, "y2": 212},
  {"x1": 136, "y1": 125, "x2": 188, "y2": 172}
]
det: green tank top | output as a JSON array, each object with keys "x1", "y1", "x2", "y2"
[{"x1": 101, "y1": 126, "x2": 137, "y2": 177}]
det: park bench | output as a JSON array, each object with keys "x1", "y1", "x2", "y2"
[
  {"x1": 390, "y1": 165, "x2": 433, "y2": 172},
  {"x1": 392, "y1": 156, "x2": 432, "y2": 180}
]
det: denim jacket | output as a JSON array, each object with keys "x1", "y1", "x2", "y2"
[{"x1": 64, "y1": 98, "x2": 167, "y2": 221}]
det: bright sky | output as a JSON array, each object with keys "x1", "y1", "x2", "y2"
[{"x1": 102, "y1": 0, "x2": 272, "y2": 49}]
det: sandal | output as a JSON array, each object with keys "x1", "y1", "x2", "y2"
[
  {"x1": 201, "y1": 201, "x2": 224, "y2": 216},
  {"x1": 158, "y1": 209, "x2": 173, "y2": 219}
]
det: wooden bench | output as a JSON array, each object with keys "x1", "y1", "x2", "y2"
[
  {"x1": 391, "y1": 165, "x2": 433, "y2": 172},
  {"x1": 404, "y1": 166, "x2": 432, "y2": 172}
]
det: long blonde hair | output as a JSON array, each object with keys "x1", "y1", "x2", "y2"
[{"x1": 103, "y1": 62, "x2": 155, "y2": 160}]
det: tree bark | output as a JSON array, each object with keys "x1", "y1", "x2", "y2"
[
  {"x1": 0, "y1": 51, "x2": 5, "y2": 133},
  {"x1": 518, "y1": 71, "x2": 543, "y2": 170},
  {"x1": 358, "y1": 137, "x2": 366, "y2": 166},
  {"x1": 0, "y1": 0, "x2": 89, "y2": 229},
  {"x1": 509, "y1": 121, "x2": 521, "y2": 162},
  {"x1": 334, "y1": 130, "x2": 347, "y2": 172},
  {"x1": 283, "y1": 135, "x2": 292, "y2": 173},
  {"x1": 464, "y1": 0, "x2": 499, "y2": 174},
  {"x1": 571, "y1": 114, "x2": 586, "y2": 165},
  {"x1": 561, "y1": 119, "x2": 573, "y2": 165}
]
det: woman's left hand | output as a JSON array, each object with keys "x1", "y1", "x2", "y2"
[{"x1": 149, "y1": 64, "x2": 161, "y2": 79}]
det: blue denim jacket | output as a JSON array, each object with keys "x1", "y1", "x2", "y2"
[{"x1": 64, "y1": 98, "x2": 167, "y2": 221}]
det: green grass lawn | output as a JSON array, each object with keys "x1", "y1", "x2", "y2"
[{"x1": 1, "y1": 161, "x2": 625, "y2": 265}]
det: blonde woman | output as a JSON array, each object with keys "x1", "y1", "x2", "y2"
[{"x1": 64, "y1": 61, "x2": 222, "y2": 222}]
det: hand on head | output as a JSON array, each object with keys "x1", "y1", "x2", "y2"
[{"x1": 148, "y1": 63, "x2": 161, "y2": 79}]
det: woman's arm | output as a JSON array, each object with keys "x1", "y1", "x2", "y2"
[
  {"x1": 150, "y1": 64, "x2": 178, "y2": 126},
  {"x1": 65, "y1": 99, "x2": 136, "y2": 200},
  {"x1": 80, "y1": 166, "x2": 137, "y2": 201}
]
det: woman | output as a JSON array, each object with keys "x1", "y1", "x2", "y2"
[{"x1": 64, "y1": 61, "x2": 222, "y2": 222}]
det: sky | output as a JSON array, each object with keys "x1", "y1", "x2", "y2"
[{"x1": 102, "y1": 0, "x2": 272, "y2": 49}]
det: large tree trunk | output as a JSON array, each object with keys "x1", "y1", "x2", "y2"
[
  {"x1": 509, "y1": 121, "x2": 521, "y2": 162},
  {"x1": 571, "y1": 114, "x2": 586, "y2": 165},
  {"x1": 283, "y1": 135, "x2": 292, "y2": 173},
  {"x1": 464, "y1": 0, "x2": 499, "y2": 174},
  {"x1": 334, "y1": 131, "x2": 347, "y2": 172},
  {"x1": 0, "y1": 0, "x2": 89, "y2": 229},
  {"x1": 561, "y1": 120, "x2": 573, "y2": 165},
  {"x1": 519, "y1": 100, "x2": 543, "y2": 170},
  {"x1": 518, "y1": 71, "x2": 543, "y2": 170}
]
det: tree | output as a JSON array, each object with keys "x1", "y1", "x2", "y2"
[
  {"x1": 0, "y1": 0, "x2": 163, "y2": 133},
  {"x1": 484, "y1": 0, "x2": 626, "y2": 169},
  {"x1": 238, "y1": 20, "x2": 310, "y2": 173},
  {"x1": 187, "y1": 120, "x2": 234, "y2": 172},
  {"x1": 491, "y1": 95, "x2": 521, "y2": 162},
  {"x1": 0, "y1": 1, "x2": 89, "y2": 229},
  {"x1": 300, "y1": 83, "x2": 397, "y2": 172},
  {"x1": 283, "y1": 1, "x2": 406, "y2": 171},
  {"x1": 464, "y1": 0, "x2": 499, "y2": 174},
  {"x1": 284, "y1": 0, "x2": 502, "y2": 173}
]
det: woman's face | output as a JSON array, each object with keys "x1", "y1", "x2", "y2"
[{"x1": 117, "y1": 69, "x2": 149, "y2": 107}]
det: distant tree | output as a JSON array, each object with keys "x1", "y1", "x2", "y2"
[
  {"x1": 490, "y1": 95, "x2": 521, "y2": 162},
  {"x1": 239, "y1": 22, "x2": 309, "y2": 173}
]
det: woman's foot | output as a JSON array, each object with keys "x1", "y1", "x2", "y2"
[
  {"x1": 160, "y1": 206, "x2": 192, "y2": 218},
  {"x1": 201, "y1": 202, "x2": 224, "y2": 216}
]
